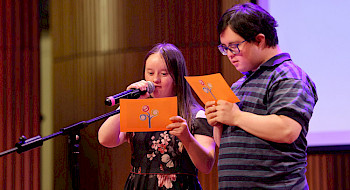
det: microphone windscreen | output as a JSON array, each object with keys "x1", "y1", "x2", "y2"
[{"x1": 146, "y1": 81, "x2": 155, "y2": 93}]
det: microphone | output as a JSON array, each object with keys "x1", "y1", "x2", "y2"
[{"x1": 105, "y1": 81, "x2": 155, "y2": 106}]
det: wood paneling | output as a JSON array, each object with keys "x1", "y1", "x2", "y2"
[
  {"x1": 50, "y1": 0, "x2": 350, "y2": 190},
  {"x1": 0, "y1": 0, "x2": 40, "y2": 190},
  {"x1": 51, "y1": 0, "x2": 221, "y2": 189},
  {"x1": 1, "y1": 1, "x2": 349, "y2": 190},
  {"x1": 306, "y1": 152, "x2": 350, "y2": 190}
]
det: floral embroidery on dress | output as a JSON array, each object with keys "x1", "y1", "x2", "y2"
[
  {"x1": 161, "y1": 154, "x2": 174, "y2": 168},
  {"x1": 148, "y1": 131, "x2": 177, "y2": 169},
  {"x1": 125, "y1": 116, "x2": 207, "y2": 189},
  {"x1": 147, "y1": 152, "x2": 156, "y2": 160},
  {"x1": 151, "y1": 132, "x2": 170, "y2": 155},
  {"x1": 157, "y1": 174, "x2": 177, "y2": 189},
  {"x1": 137, "y1": 167, "x2": 141, "y2": 174},
  {"x1": 178, "y1": 142, "x2": 183, "y2": 153}
]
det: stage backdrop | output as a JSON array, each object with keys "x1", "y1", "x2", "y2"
[
  {"x1": 49, "y1": 0, "x2": 246, "y2": 189},
  {"x1": 263, "y1": 0, "x2": 350, "y2": 147},
  {"x1": 0, "y1": 0, "x2": 41, "y2": 190},
  {"x1": 49, "y1": 0, "x2": 350, "y2": 189}
]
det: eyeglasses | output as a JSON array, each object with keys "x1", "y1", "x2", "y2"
[{"x1": 218, "y1": 40, "x2": 247, "y2": 55}]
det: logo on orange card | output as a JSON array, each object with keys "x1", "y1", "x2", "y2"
[
  {"x1": 120, "y1": 97, "x2": 177, "y2": 132},
  {"x1": 199, "y1": 80, "x2": 217, "y2": 101},
  {"x1": 185, "y1": 73, "x2": 240, "y2": 104},
  {"x1": 139, "y1": 105, "x2": 159, "y2": 129}
]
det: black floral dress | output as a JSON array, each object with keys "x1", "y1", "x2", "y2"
[{"x1": 124, "y1": 113, "x2": 213, "y2": 190}]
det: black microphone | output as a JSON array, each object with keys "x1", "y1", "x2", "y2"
[{"x1": 105, "y1": 81, "x2": 155, "y2": 106}]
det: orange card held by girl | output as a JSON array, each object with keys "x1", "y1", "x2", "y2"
[
  {"x1": 120, "y1": 97, "x2": 177, "y2": 132},
  {"x1": 185, "y1": 73, "x2": 240, "y2": 104}
]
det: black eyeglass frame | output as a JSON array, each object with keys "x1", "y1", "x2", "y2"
[{"x1": 217, "y1": 40, "x2": 248, "y2": 55}]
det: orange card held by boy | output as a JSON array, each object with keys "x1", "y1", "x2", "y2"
[
  {"x1": 120, "y1": 97, "x2": 177, "y2": 132},
  {"x1": 185, "y1": 73, "x2": 240, "y2": 104}
]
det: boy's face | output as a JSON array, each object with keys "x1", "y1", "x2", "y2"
[{"x1": 219, "y1": 27, "x2": 261, "y2": 72}]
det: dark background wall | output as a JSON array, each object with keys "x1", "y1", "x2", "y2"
[{"x1": 0, "y1": 0, "x2": 40, "y2": 190}]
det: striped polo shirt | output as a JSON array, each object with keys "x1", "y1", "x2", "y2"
[{"x1": 218, "y1": 53, "x2": 318, "y2": 190}]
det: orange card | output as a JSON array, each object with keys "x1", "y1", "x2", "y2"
[
  {"x1": 185, "y1": 73, "x2": 240, "y2": 104},
  {"x1": 120, "y1": 97, "x2": 177, "y2": 132}
]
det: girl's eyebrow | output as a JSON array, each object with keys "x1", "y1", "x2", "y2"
[{"x1": 145, "y1": 68, "x2": 168, "y2": 72}]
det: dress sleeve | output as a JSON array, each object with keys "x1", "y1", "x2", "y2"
[{"x1": 192, "y1": 110, "x2": 213, "y2": 137}]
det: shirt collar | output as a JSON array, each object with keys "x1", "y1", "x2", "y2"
[
  {"x1": 259, "y1": 53, "x2": 291, "y2": 68},
  {"x1": 242, "y1": 53, "x2": 291, "y2": 78}
]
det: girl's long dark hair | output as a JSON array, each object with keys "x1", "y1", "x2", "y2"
[{"x1": 143, "y1": 43, "x2": 201, "y2": 131}]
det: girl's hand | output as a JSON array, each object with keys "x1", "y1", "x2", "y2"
[
  {"x1": 166, "y1": 116, "x2": 191, "y2": 141},
  {"x1": 126, "y1": 80, "x2": 151, "y2": 99}
]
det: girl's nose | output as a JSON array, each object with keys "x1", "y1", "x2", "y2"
[{"x1": 153, "y1": 75, "x2": 160, "y2": 83}]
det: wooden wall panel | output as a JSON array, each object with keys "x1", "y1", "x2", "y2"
[
  {"x1": 306, "y1": 153, "x2": 350, "y2": 190},
  {"x1": 1, "y1": 1, "x2": 349, "y2": 190},
  {"x1": 0, "y1": 0, "x2": 40, "y2": 190},
  {"x1": 51, "y1": 1, "x2": 221, "y2": 189},
  {"x1": 51, "y1": 1, "x2": 350, "y2": 190}
]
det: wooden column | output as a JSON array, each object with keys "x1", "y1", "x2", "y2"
[{"x1": 0, "y1": 0, "x2": 40, "y2": 190}]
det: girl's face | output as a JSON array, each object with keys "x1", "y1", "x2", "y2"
[{"x1": 144, "y1": 53, "x2": 175, "y2": 98}]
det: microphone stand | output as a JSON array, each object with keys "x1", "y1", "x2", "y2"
[{"x1": 0, "y1": 109, "x2": 120, "y2": 190}]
